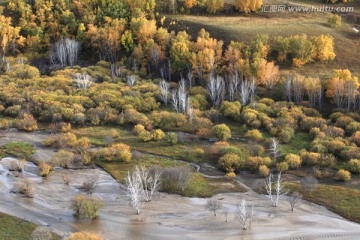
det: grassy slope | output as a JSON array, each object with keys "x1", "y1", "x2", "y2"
[
  {"x1": 287, "y1": 183, "x2": 360, "y2": 223},
  {"x1": 166, "y1": 0, "x2": 360, "y2": 79},
  {"x1": 0, "y1": 212, "x2": 60, "y2": 240}
]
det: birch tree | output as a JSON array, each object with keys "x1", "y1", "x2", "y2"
[
  {"x1": 269, "y1": 138, "x2": 280, "y2": 162},
  {"x1": 135, "y1": 165, "x2": 161, "y2": 202},
  {"x1": 285, "y1": 76, "x2": 292, "y2": 102},
  {"x1": 171, "y1": 79, "x2": 189, "y2": 113},
  {"x1": 304, "y1": 77, "x2": 322, "y2": 108},
  {"x1": 207, "y1": 74, "x2": 225, "y2": 107},
  {"x1": 292, "y1": 74, "x2": 305, "y2": 104},
  {"x1": 265, "y1": 173, "x2": 287, "y2": 207},
  {"x1": 74, "y1": 72, "x2": 93, "y2": 91},
  {"x1": 125, "y1": 171, "x2": 144, "y2": 215},
  {"x1": 159, "y1": 79, "x2": 170, "y2": 106},
  {"x1": 326, "y1": 69, "x2": 359, "y2": 111},
  {"x1": 228, "y1": 72, "x2": 240, "y2": 102},
  {"x1": 127, "y1": 75, "x2": 136, "y2": 87},
  {"x1": 49, "y1": 38, "x2": 80, "y2": 67},
  {"x1": 235, "y1": 199, "x2": 254, "y2": 230},
  {"x1": 239, "y1": 78, "x2": 256, "y2": 106}
]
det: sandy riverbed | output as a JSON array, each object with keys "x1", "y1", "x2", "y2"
[{"x1": 0, "y1": 130, "x2": 359, "y2": 240}]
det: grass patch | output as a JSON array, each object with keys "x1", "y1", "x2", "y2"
[
  {"x1": 280, "y1": 132, "x2": 311, "y2": 156},
  {"x1": 183, "y1": 173, "x2": 212, "y2": 197},
  {"x1": 0, "y1": 212, "x2": 60, "y2": 240},
  {"x1": 96, "y1": 155, "x2": 185, "y2": 182},
  {"x1": 0, "y1": 142, "x2": 35, "y2": 160},
  {"x1": 286, "y1": 182, "x2": 360, "y2": 223}
]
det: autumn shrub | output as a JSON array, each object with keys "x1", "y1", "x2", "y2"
[
  {"x1": 340, "y1": 147, "x2": 360, "y2": 161},
  {"x1": 247, "y1": 156, "x2": 272, "y2": 170},
  {"x1": 347, "y1": 159, "x2": 360, "y2": 174},
  {"x1": 351, "y1": 131, "x2": 360, "y2": 146},
  {"x1": 152, "y1": 129, "x2": 165, "y2": 141},
  {"x1": 300, "y1": 151, "x2": 321, "y2": 166},
  {"x1": 346, "y1": 121, "x2": 360, "y2": 135},
  {"x1": 133, "y1": 124, "x2": 145, "y2": 135},
  {"x1": 124, "y1": 109, "x2": 152, "y2": 129},
  {"x1": 210, "y1": 141, "x2": 230, "y2": 156},
  {"x1": 335, "y1": 116, "x2": 353, "y2": 129},
  {"x1": 245, "y1": 129, "x2": 263, "y2": 142},
  {"x1": 285, "y1": 154, "x2": 302, "y2": 169},
  {"x1": 50, "y1": 150, "x2": 75, "y2": 168},
  {"x1": 218, "y1": 153, "x2": 244, "y2": 174},
  {"x1": 301, "y1": 117, "x2": 327, "y2": 131},
  {"x1": 166, "y1": 132, "x2": 178, "y2": 145},
  {"x1": 319, "y1": 154, "x2": 336, "y2": 167},
  {"x1": 212, "y1": 124, "x2": 231, "y2": 140},
  {"x1": 259, "y1": 165, "x2": 270, "y2": 177},
  {"x1": 8, "y1": 65, "x2": 40, "y2": 79},
  {"x1": 38, "y1": 162, "x2": 52, "y2": 177},
  {"x1": 0, "y1": 119, "x2": 12, "y2": 130},
  {"x1": 42, "y1": 133, "x2": 78, "y2": 148},
  {"x1": 327, "y1": 140, "x2": 346, "y2": 155},
  {"x1": 72, "y1": 195, "x2": 103, "y2": 219},
  {"x1": 99, "y1": 143, "x2": 131, "y2": 162},
  {"x1": 220, "y1": 101, "x2": 241, "y2": 120},
  {"x1": 235, "y1": 0, "x2": 262, "y2": 13},
  {"x1": 276, "y1": 162, "x2": 289, "y2": 172},
  {"x1": 335, "y1": 169, "x2": 351, "y2": 182},
  {"x1": 4, "y1": 105, "x2": 21, "y2": 117},
  {"x1": 328, "y1": 14, "x2": 341, "y2": 28},
  {"x1": 65, "y1": 232, "x2": 103, "y2": 240},
  {"x1": 151, "y1": 111, "x2": 188, "y2": 130},
  {"x1": 15, "y1": 113, "x2": 38, "y2": 132},
  {"x1": 139, "y1": 130, "x2": 153, "y2": 142},
  {"x1": 277, "y1": 127, "x2": 295, "y2": 143}
]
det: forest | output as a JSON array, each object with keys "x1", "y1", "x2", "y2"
[{"x1": 0, "y1": 0, "x2": 359, "y2": 239}]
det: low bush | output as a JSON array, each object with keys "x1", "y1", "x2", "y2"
[
  {"x1": 335, "y1": 169, "x2": 351, "y2": 182},
  {"x1": 259, "y1": 165, "x2": 270, "y2": 177},
  {"x1": 285, "y1": 154, "x2": 302, "y2": 169},
  {"x1": 245, "y1": 129, "x2": 263, "y2": 142},
  {"x1": 212, "y1": 124, "x2": 231, "y2": 140},
  {"x1": 38, "y1": 162, "x2": 52, "y2": 177},
  {"x1": 347, "y1": 159, "x2": 360, "y2": 173},
  {"x1": 99, "y1": 143, "x2": 131, "y2": 162},
  {"x1": 218, "y1": 153, "x2": 244, "y2": 174},
  {"x1": 72, "y1": 195, "x2": 103, "y2": 219},
  {"x1": 166, "y1": 132, "x2": 178, "y2": 145}
]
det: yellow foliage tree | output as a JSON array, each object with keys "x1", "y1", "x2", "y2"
[
  {"x1": 0, "y1": 16, "x2": 25, "y2": 55},
  {"x1": 326, "y1": 69, "x2": 359, "y2": 110},
  {"x1": 311, "y1": 35, "x2": 336, "y2": 61}
]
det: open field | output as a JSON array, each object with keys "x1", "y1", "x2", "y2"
[{"x1": 166, "y1": 0, "x2": 360, "y2": 79}]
